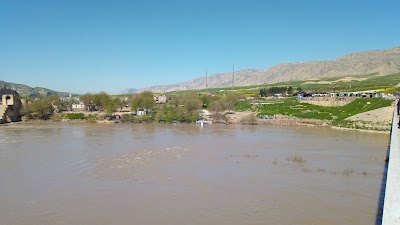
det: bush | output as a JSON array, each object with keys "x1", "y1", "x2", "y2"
[
  {"x1": 240, "y1": 113, "x2": 258, "y2": 125},
  {"x1": 121, "y1": 114, "x2": 137, "y2": 122},
  {"x1": 65, "y1": 113, "x2": 86, "y2": 120}
]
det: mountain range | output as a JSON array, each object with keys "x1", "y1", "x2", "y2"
[
  {"x1": 2, "y1": 47, "x2": 399, "y2": 96},
  {"x1": 119, "y1": 88, "x2": 139, "y2": 94},
  {"x1": 0, "y1": 80, "x2": 72, "y2": 97},
  {"x1": 124, "y1": 46, "x2": 400, "y2": 93}
]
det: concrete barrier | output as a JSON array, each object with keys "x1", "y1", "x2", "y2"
[{"x1": 382, "y1": 106, "x2": 400, "y2": 224}]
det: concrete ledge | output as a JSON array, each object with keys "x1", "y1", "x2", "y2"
[{"x1": 382, "y1": 107, "x2": 400, "y2": 224}]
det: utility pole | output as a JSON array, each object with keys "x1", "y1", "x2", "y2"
[
  {"x1": 232, "y1": 65, "x2": 235, "y2": 89},
  {"x1": 206, "y1": 69, "x2": 208, "y2": 90}
]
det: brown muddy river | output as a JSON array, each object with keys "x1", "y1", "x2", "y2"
[{"x1": 0, "y1": 123, "x2": 389, "y2": 225}]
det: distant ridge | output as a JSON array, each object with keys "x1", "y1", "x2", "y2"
[
  {"x1": 130, "y1": 46, "x2": 400, "y2": 93},
  {"x1": 0, "y1": 80, "x2": 72, "y2": 97},
  {"x1": 120, "y1": 88, "x2": 139, "y2": 94}
]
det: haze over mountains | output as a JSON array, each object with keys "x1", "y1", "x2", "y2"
[{"x1": 125, "y1": 46, "x2": 400, "y2": 93}]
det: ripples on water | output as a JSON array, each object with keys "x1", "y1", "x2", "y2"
[
  {"x1": 96, "y1": 146, "x2": 190, "y2": 180},
  {"x1": 0, "y1": 122, "x2": 389, "y2": 225}
]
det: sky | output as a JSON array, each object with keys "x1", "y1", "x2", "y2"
[{"x1": 1, "y1": 0, "x2": 399, "y2": 94}]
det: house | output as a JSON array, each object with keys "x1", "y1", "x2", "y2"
[
  {"x1": 119, "y1": 105, "x2": 131, "y2": 112},
  {"x1": 137, "y1": 109, "x2": 146, "y2": 116},
  {"x1": 154, "y1": 95, "x2": 167, "y2": 104},
  {"x1": 361, "y1": 91, "x2": 377, "y2": 98},
  {"x1": 0, "y1": 87, "x2": 23, "y2": 123},
  {"x1": 72, "y1": 102, "x2": 85, "y2": 111}
]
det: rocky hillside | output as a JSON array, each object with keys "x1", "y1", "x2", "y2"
[
  {"x1": 136, "y1": 46, "x2": 400, "y2": 93},
  {"x1": 0, "y1": 80, "x2": 72, "y2": 97}
]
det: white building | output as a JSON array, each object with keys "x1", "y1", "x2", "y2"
[
  {"x1": 72, "y1": 103, "x2": 85, "y2": 111},
  {"x1": 154, "y1": 95, "x2": 167, "y2": 104},
  {"x1": 136, "y1": 109, "x2": 146, "y2": 116}
]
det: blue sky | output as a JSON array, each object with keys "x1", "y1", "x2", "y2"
[{"x1": 1, "y1": 0, "x2": 399, "y2": 94}]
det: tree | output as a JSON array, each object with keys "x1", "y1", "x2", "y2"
[
  {"x1": 165, "y1": 109, "x2": 176, "y2": 122},
  {"x1": 103, "y1": 98, "x2": 117, "y2": 115},
  {"x1": 287, "y1": 86, "x2": 293, "y2": 95},
  {"x1": 28, "y1": 98, "x2": 53, "y2": 120},
  {"x1": 209, "y1": 100, "x2": 225, "y2": 121},
  {"x1": 130, "y1": 91, "x2": 155, "y2": 112},
  {"x1": 260, "y1": 86, "x2": 292, "y2": 97},
  {"x1": 223, "y1": 93, "x2": 240, "y2": 112},
  {"x1": 46, "y1": 95, "x2": 62, "y2": 112},
  {"x1": 168, "y1": 95, "x2": 181, "y2": 107},
  {"x1": 155, "y1": 108, "x2": 166, "y2": 122},
  {"x1": 80, "y1": 93, "x2": 93, "y2": 110},
  {"x1": 190, "y1": 110, "x2": 200, "y2": 122},
  {"x1": 200, "y1": 95, "x2": 211, "y2": 108},
  {"x1": 92, "y1": 92, "x2": 110, "y2": 110},
  {"x1": 181, "y1": 91, "x2": 202, "y2": 112},
  {"x1": 175, "y1": 107, "x2": 188, "y2": 122},
  {"x1": 259, "y1": 88, "x2": 267, "y2": 97}
]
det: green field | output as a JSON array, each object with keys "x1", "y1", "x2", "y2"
[{"x1": 233, "y1": 97, "x2": 393, "y2": 130}]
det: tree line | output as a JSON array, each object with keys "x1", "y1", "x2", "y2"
[
  {"x1": 259, "y1": 86, "x2": 293, "y2": 97},
  {"x1": 125, "y1": 91, "x2": 243, "y2": 123},
  {"x1": 24, "y1": 91, "x2": 244, "y2": 123}
]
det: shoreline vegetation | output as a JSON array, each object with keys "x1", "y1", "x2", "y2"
[
  {"x1": 18, "y1": 73, "x2": 400, "y2": 133},
  {"x1": 21, "y1": 97, "x2": 395, "y2": 133}
]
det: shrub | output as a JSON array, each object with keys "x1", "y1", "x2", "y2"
[
  {"x1": 287, "y1": 154, "x2": 306, "y2": 164},
  {"x1": 65, "y1": 113, "x2": 86, "y2": 120}
]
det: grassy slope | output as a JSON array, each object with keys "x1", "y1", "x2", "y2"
[
  {"x1": 235, "y1": 97, "x2": 393, "y2": 130},
  {"x1": 256, "y1": 98, "x2": 391, "y2": 121}
]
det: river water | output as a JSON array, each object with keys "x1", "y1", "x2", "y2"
[{"x1": 0, "y1": 123, "x2": 389, "y2": 225}]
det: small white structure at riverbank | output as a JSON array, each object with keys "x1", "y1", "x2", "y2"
[{"x1": 196, "y1": 120, "x2": 212, "y2": 127}]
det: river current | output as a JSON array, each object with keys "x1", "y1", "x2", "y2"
[{"x1": 0, "y1": 122, "x2": 389, "y2": 225}]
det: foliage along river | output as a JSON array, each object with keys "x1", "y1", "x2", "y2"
[{"x1": 0, "y1": 122, "x2": 389, "y2": 225}]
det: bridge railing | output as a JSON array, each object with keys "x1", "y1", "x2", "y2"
[{"x1": 382, "y1": 106, "x2": 399, "y2": 224}]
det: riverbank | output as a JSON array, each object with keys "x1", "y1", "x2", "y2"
[
  {"x1": 19, "y1": 100, "x2": 395, "y2": 133},
  {"x1": 225, "y1": 105, "x2": 394, "y2": 133},
  {"x1": 338, "y1": 106, "x2": 394, "y2": 132}
]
